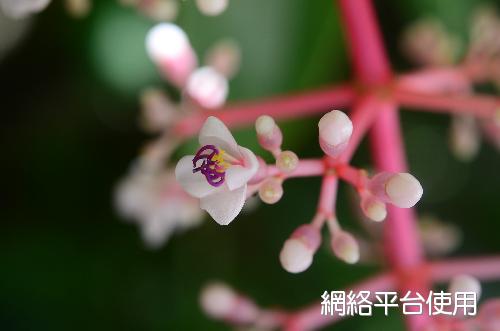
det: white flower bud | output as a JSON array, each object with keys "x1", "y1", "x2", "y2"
[
  {"x1": 385, "y1": 173, "x2": 423, "y2": 208},
  {"x1": 200, "y1": 282, "x2": 236, "y2": 319},
  {"x1": 279, "y1": 239, "x2": 314, "y2": 273},
  {"x1": 449, "y1": 275, "x2": 482, "y2": 300},
  {"x1": 195, "y1": 0, "x2": 228, "y2": 16},
  {"x1": 255, "y1": 115, "x2": 283, "y2": 152},
  {"x1": 258, "y1": 177, "x2": 283, "y2": 204},
  {"x1": 146, "y1": 23, "x2": 197, "y2": 87},
  {"x1": 64, "y1": 0, "x2": 91, "y2": 18},
  {"x1": 186, "y1": 66, "x2": 228, "y2": 109},
  {"x1": 331, "y1": 230, "x2": 360, "y2": 264},
  {"x1": 318, "y1": 110, "x2": 353, "y2": 157},
  {"x1": 449, "y1": 115, "x2": 480, "y2": 162},
  {"x1": 360, "y1": 194, "x2": 387, "y2": 222},
  {"x1": 276, "y1": 151, "x2": 298, "y2": 173}
]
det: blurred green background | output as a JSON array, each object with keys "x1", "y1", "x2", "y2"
[{"x1": 1, "y1": 0, "x2": 499, "y2": 330}]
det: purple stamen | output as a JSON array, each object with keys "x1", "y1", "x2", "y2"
[{"x1": 192, "y1": 144, "x2": 226, "y2": 187}]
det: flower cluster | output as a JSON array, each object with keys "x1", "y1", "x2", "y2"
[{"x1": 401, "y1": 7, "x2": 500, "y2": 161}]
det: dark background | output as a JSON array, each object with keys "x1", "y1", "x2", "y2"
[{"x1": 1, "y1": 0, "x2": 499, "y2": 330}]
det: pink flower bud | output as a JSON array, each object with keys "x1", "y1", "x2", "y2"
[
  {"x1": 279, "y1": 225, "x2": 321, "y2": 273},
  {"x1": 276, "y1": 151, "x2": 298, "y2": 173},
  {"x1": 449, "y1": 275, "x2": 482, "y2": 299},
  {"x1": 368, "y1": 172, "x2": 423, "y2": 208},
  {"x1": 331, "y1": 230, "x2": 360, "y2": 264},
  {"x1": 186, "y1": 66, "x2": 229, "y2": 109},
  {"x1": 195, "y1": 0, "x2": 228, "y2": 16},
  {"x1": 146, "y1": 23, "x2": 197, "y2": 87},
  {"x1": 255, "y1": 115, "x2": 283, "y2": 152},
  {"x1": 360, "y1": 194, "x2": 387, "y2": 222},
  {"x1": 139, "y1": 88, "x2": 177, "y2": 132},
  {"x1": 318, "y1": 110, "x2": 353, "y2": 157},
  {"x1": 205, "y1": 39, "x2": 241, "y2": 79},
  {"x1": 258, "y1": 177, "x2": 283, "y2": 204}
]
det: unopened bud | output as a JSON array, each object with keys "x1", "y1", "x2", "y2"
[
  {"x1": 258, "y1": 177, "x2": 283, "y2": 204},
  {"x1": 256, "y1": 115, "x2": 283, "y2": 152},
  {"x1": 449, "y1": 115, "x2": 480, "y2": 161},
  {"x1": 318, "y1": 110, "x2": 353, "y2": 157},
  {"x1": 419, "y1": 215, "x2": 462, "y2": 256},
  {"x1": 331, "y1": 230, "x2": 360, "y2": 264},
  {"x1": 140, "y1": 0, "x2": 179, "y2": 21},
  {"x1": 140, "y1": 88, "x2": 177, "y2": 132},
  {"x1": 360, "y1": 194, "x2": 387, "y2": 222},
  {"x1": 146, "y1": 23, "x2": 197, "y2": 87},
  {"x1": 276, "y1": 151, "x2": 298, "y2": 173},
  {"x1": 368, "y1": 172, "x2": 423, "y2": 208},
  {"x1": 65, "y1": 0, "x2": 91, "y2": 18},
  {"x1": 205, "y1": 39, "x2": 241, "y2": 78},
  {"x1": 279, "y1": 225, "x2": 320, "y2": 273},
  {"x1": 200, "y1": 282, "x2": 259, "y2": 324},
  {"x1": 449, "y1": 275, "x2": 482, "y2": 300},
  {"x1": 196, "y1": 0, "x2": 228, "y2": 16},
  {"x1": 200, "y1": 282, "x2": 237, "y2": 319},
  {"x1": 186, "y1": 66, "x2": 228, "y2": 109}
]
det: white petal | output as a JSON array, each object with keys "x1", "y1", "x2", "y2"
[
  {"x1": 225, "y1": 147, "x2": 259, "y2": 191},
  {"x1": 175, "y1": 155, "x2": 218, "y2": 198},
  {"x1": 199, "y1": 116, "x2": 240, "y2": 157},
  {"x1": 200, "y1": 185, "x2": 246, "y2": 225}
]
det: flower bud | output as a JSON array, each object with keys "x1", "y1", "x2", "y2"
[
  {"x1": 195, "y1": 0, "x2": 228, "y2": 16},
  {"x1": 146, "y1": 23, "x2": 197, "y2": 87},
  {"x1": 449, "y1": 115, "x2": 480, "y2": 162},
  {"x1": 419, "y1": 215, "x2": 462, "y2": 256},
  {"x1": 368, "y1": 172, "x2": 423, "y2": 208},
  {"x1": 205, "y1": 39, "x2": 241, "y2": 79},
  {"x1": 186, "y1": 66, "x2": 228, "y2": 109},
  {"x1": 276, "y1": 151, "x2": 298, "y2": 173},
  {"x1": 255, "y1": 115, "x2": 283, "y2": 152},
  {"x1": 318, "y1": 110, "x2": 353, "y2": 157},
  {"x1": 65, "y1": 0, "x2": 91, "y2": 18},
  {"x1": 200, "y1": 282, "x2": 259, "y2": 324},
  {"x1": 258, "y1": 177, "x2": 283, "y2": 204},
  {"x1": 331, "y1": 230, "x2": 360, "y2": 264},
  {"x1": 360, "y1": 194, "x2": 387, "y2": 222},
  {"x1": 139, "y1": 88, "x2": 177, "y2": 132},
  {"x1": 449, "y1": 275, "x2": 482, "y2": 300},
  {"x1": 279, "y1": 225, "x2": 321, "y2": 273},
  {"x1": 140, "y1": 0, "x2": 179, "y2": 21}
]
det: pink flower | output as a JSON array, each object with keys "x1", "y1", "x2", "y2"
[{"x1": 175, "y1": 116, "x2": 259, "y2": 225}]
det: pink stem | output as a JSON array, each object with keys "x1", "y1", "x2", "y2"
[
  {"x1": 394, "y1": 89, "x2": 500, "y2": 119},
  {"x1": 317, "y1": 173, "x2": 338, "y2": 219},
  {"x1": 397, "y1": 67, "x2": 471, "y2": 94},
  {"x1": 284, "y1": 272, "x2": 396, "y2": 331},
  {"x1": 267, "y1": 159, "x2": 326, "y2": 179},
  {"x1": 428, "y1": 255, "x2": 500, "y2": 283},
  {"x1": 369, "y1": 101, "x2": 429, "y2": 330},
  {"x1": 337, "y1": 1, "x2": 429, "y2": 330},
  {"x1": 337, "y1": 0, "x2": 392, "y2": 85},
  {"x1": 173, "y1": 84, "x2": 355, "y2": 137}
]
